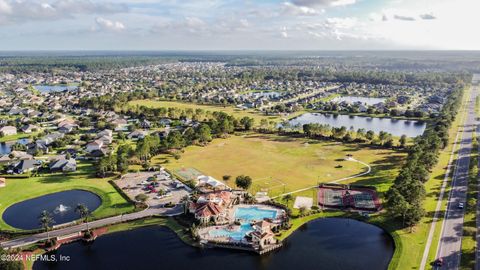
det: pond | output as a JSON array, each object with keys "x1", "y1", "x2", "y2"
[
  {"x1": 34, "y1": 218, "x2": 394, "y2": 270},
  {"x1": 0, "y1": 138, "x2": 30, "y2": 155},
  {"x1": 287, "y1": 113, "x2": 426, "y2": 137},
  {"x1": 2, "y1": 190, "x2": 102, "y2": 230},
  {"x1": 332, "y1": 96, "x2": 386, "y2": 106},
  {"x1": 34, "y1": 85, "x2": 78, "y2": 93}
]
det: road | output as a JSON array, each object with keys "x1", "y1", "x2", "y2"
[
  {"x1": 0, "y1": 205, "x2": 183, "y2": 249},
  {"x1": 435, "y1": 76, "x2": 479, "y2": 269}
]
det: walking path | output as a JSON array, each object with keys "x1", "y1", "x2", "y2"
[
  {"x1": 271, "y1": 157, "x2": 371, "y2": 199},
  {"x1": 0, "y1": 205, "x2": 183, "y2": 249}
]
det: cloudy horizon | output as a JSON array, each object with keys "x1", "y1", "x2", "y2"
[{"x1": 0, "y1": 0, "x2": 478, "y2": 51}]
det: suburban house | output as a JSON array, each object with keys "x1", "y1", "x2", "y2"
[
  {"x1": 57, "y1": 119, "x2": 79, "y2": 134},
  {"x1": 49, "y1": 156, "x2": 77, "y2": 172},
  {"x1": 0, "y1": 126, "x2": 17, "y2": 136},
  {"x1": 127, "y1": 130, "x2": 148, "y2": 140},
  {"x1": 86, "y1": 140, "x2": 104, "y2": 153},
  {"x1": 8, "y1": 159, "x2": 42, "y2": 174},
  {"x1": 20, "y1": 124, "x2": 39, "y2": 133},
  {"x1": 111, "y1": 118, "x2": 129, "y2": 131}
]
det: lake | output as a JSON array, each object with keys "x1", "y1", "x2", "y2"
[
  {"x1": 0, "y1": 138, "x2": 30, "y2": 155},
  {"x1": 332, "y1": 96, "x2": 386, "y2": 105},
  {"x1": 2, "y1": 190, "x2": 102, "y2": 230},
  {"x1": 34, "y1": 85, "x2": 78, "y2": 93},
  {"x1": 34, "y1": 218, "x2": 394, "y2": 270},
  {"x1": 287, "y1": 113, "x2": 426, "y2": 137}
]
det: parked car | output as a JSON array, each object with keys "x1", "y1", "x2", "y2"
[{"x1": 458, "y1": 202, "x2": 464, "y2": 209}]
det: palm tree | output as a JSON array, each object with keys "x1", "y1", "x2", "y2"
[
  {"x1": 179, "y1": 195, "x2": 189, "y2": 214},
  {"x1": 75, "y1": 204, "x2": 91, "y2": 231},
  {"x1": 282, "y1": 194, "x2": 293, "y2": 207},
  {"x1": 39, "y1": 210, "x2": 55, "y2": 241}
]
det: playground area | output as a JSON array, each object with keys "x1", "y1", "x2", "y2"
[{"x1": 317, "y1": 184, "x2": 381, "y2": 211}]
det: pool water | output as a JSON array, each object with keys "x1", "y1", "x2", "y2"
[
  {"x1": 209, "y1": 224, "x2": 253, "y2": 240},
  {"x1": 234, "y1": 206, "x2": 277, "y2": 222},
  {"x1": 209, "y1": 206, "x2": 278, "y2": 240}
]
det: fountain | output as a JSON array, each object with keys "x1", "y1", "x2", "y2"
[{"x1": 54, "y1": 204, "x2": 70, "y2": 214}]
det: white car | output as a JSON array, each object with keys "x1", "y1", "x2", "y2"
[{"x1": 458, "y1": 202, "x2": 464, "y2": 209}]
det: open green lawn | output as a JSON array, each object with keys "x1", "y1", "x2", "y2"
[
  {"x1": 128, "y1": 99, "x2": 304, "y2": 124},
  {"x1": 0, "y1": 161, "x2": 135, "y2": 232},
  {"x1": 153, "y1": 133, "x2": 404, "y2": 197},
  {"x1": 0, "y1": 132, "x2": 39, "y2": 143}
]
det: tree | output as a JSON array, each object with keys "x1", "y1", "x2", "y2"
[
  {"x1": 135, "y1": 194, "x2": 148, "y2": 203},
  {"x1": 399, "y1": 135, "x2": 407, "y2": 148},
  {"x1": 39, "y1": 210, "x2": 55, "y2": 241},
  {"x1": 366, "y1": 130, "x2": 375, "y2": 141},
  {"x1": 282, "y1": 194, "x2": 293, "y2": 206},
  {"x1": 196, "y1": 124, "x2": 212, "y2": 144},
  {"x1": 222, "y1": 175, "x2": 231, "y2": 181},
  {"x1": 240, "y1": 117, "x2": 255, "y2": 130},
  {"x1": 385, "y1": 187, "x2": 409, "y2": 226},
  {"x1": 75, "y1": 204, "x2": 91, "y2": 230},
  {"x1": 0, "y1": 248, "x2": 22, "y2": 270},
  {"x1": 235, "y1": 175, "x2": 252, "y2": 190}
]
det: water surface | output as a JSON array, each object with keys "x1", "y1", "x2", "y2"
[
  {"x1": 34, "y1": 218, "x2": 394, "y2": 270},
  {"x1": 2, "y1": 190, "x2": 101, "y2": 230},
  {"x1": 288, "y1": 113, "x2": 426, "y2": 137},
  {"x1": 332, "y1": 96, "x2": 386, "y2": 105},
  {"x1": 34, "y1": 85, "x2": 78, "y2": 93},
  {"x1": 0, "y1": 139, "x2": 30, "y2": 155}
]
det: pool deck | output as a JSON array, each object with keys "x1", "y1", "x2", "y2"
[{"x1": 198, "y1": 204, "x2": 285, "y2": 243}]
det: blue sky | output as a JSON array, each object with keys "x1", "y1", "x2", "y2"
[{"x1": 0, "y1": 0, "x2": 478, "y2": 50}]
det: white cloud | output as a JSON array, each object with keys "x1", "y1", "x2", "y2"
[
  {"x1": 95, "y1": 17, "x2": 125, "y2": 32},
  {"x1": 281, "y1": 26, "x2": 288, "y2": 38},
  {"x1": 291, "y1": 0, "x2": 356, "y2": 7},
  {"x1": 325, "y1": 17, "x2": 357, "y2": 29},
  {"x1": 282, "y1": 2, "x2": 322, "y2": 16},
  {"x1": 419, "y1": 13, "x2": 436, "y2": 20},
  {"x1": 0, "y1": 0, "x2": 128, "y2": 25},
  {"x1": 0, "y1": 0, "x2": 12, "y2": 14},
  {"x1": 393, "y1": 15, "x2": 415, "y2": 21}
]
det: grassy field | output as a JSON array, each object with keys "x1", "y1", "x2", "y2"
[
  {"x1": 153, "y1": 133, "x2": 404, "y2": 197},
  {"x1": 0, "y1": 161, "x2": 135, "y2": 231},
  {"x1": 0, "y1": 132, "x2": 39, "y2": 143},
  {"x1": 128, "y1": 99, "x2": 303, "y2": 124}
]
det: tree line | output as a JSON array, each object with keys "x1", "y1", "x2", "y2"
[{"x1": 385, "y1": 85, "x2": 463, "y2": 227}]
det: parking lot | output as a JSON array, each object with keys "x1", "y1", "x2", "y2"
[{"x1": 114, "y1": 170, "x2": 191, "y2": 208}]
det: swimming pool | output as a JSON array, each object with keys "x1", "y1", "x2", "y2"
[
  {"x1": 234, "y1": 206, "x2": 277, "y2": 222},
  {"x1": 208, "y1": 206, "x2": 279, "y2": 240},
  {"x1": 209, "y1": 224, "x2": 253, "y2": 240}
]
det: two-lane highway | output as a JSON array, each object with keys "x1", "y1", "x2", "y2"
[{"x1": 436, "y1": 75, "x2": 479, "y2": 269}]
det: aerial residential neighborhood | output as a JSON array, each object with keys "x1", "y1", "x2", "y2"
[{"x1": 0, "y1": 1, "x2": 480, "y2": 270}]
